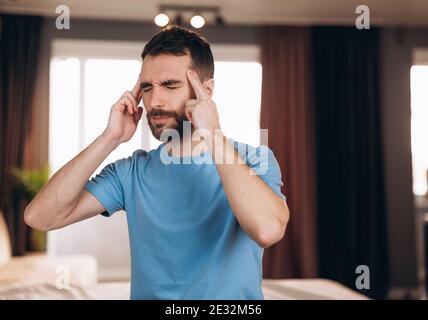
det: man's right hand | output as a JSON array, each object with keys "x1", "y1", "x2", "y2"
[
  {"x1": 24, "y1": 77, "x2": 145, "y2": 231},
  {"x1": 103, "y1": 80, "x2": 143, "y2": 145}
]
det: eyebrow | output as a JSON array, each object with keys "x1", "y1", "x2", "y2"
[{"x1": 140, "y1": 79, "x2": 182, "y2": 89}]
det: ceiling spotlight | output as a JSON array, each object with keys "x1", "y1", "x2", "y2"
[
  {"x1": 154, "y1": 13, "x2": 169, "y2": 27},
  {"x1": 190, "y1": 14, "x2": 205, "y2": 28}
]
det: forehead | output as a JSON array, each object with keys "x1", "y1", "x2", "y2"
[{"x1": 141, "y1": 54, "x2": 191, "y2": 81}]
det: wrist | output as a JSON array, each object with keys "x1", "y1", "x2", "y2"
[
  {"x1": 99, "y1": 130, "x2": 121, "y2": 150},
  {"x1": 205, "y1": 128, "x2": 225, "y2": 151},
  {"x1": 205, "y1": 129, "x2": 225, "y2": 145}
]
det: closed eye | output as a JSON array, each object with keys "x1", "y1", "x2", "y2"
[
  {"x1": 142, "y1": 85, "x2": 179, "y2": 93},
  {"x1": 140, "y1": 79, "x2": 182, "y2": 93},
  {"x1": 161, "y1": 79, "x2": 182, "y2": 90}
]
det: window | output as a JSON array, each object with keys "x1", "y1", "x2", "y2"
[
  {"x1": 49, "y1": 41, "x2": 262, "y2": 177},
  {"x1": 49, "y1": 40, "x2": 148, "y2": 177},
  {"x1": 410, "y1": 65, "x2": 428, "y2": 196},
  {"x1": 213, "y1": 61, "x2": 262, "y2": 146}
]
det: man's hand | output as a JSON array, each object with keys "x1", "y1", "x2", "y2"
[
  {"x1": 185, "y1": 70, "x2": 288, "y2": 248},
  {"x1": 185, "y1": 70, "x2": 220, "y2": 133},
  {"x1": 24, "y1": 74, "x2": 147, "y2": 232},
  {"x1": 103, "y1": 79, "x2": 144, "y2": 145}
]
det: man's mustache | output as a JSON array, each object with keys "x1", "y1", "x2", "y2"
[{"x1": 147, "y1": 109, "x2": 178, "y2": 118}]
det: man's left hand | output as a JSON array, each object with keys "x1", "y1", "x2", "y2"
[{"x1": 185, "y1": 70, "x2": 221, "y2": 133}]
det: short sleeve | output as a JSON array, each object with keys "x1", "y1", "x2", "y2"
[
  {"x1": 84, "y1": 161, "x2": 125, "y2": 217},
  {"x1": 234, "y1": 141, "x2": 286, "y2": 201}
]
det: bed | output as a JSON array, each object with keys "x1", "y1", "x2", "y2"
[
  {"x1": 0, "y1": 279, "x2": 368, "y2": 300},
  {"x1": 0, "y1": 212, "x2": 367, "y2": 300}
]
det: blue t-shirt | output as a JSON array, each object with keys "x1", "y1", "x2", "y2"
[{"x1": 84, "y1": 139, "x2": 286, "y2": 300}]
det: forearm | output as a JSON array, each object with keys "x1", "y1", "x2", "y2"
[
  {"x1": 208, "y1": 131, "x2": 289, "y2": 248},
  {"x1": 25, "y1": 132, "x2": 119, "y2": 226}
]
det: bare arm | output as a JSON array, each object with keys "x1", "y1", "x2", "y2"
[
  {"x1": 208, "y1": 132, "x2": 289, "y2": 249},
  {"x1": 25, "y1": 81, "x2": 143, "y2": 231},
  {"x1": 185, "y1": 70, "x2": 289, "y2": 248}
]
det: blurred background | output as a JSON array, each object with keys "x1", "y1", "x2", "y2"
[{"x1": 0, "y1": 0, "x2": 428, "y2": 300}]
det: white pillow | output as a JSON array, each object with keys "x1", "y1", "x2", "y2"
[{"x1": 0, "y1": 211, "x2": 12, "y2": 267}]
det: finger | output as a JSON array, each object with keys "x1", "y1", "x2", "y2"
[
  {"x1": 123, "y1": 91, "x2": 138, "y2": 112},
  {"x1": 115, "y1": 102, "x2": 126, "y2": 113},
  {"x1": 185, "y1": 99, "x2": 198, "y2": 107},
  {"x1": 131, "y1": 79, "x2": 142, "y2": 102},
  {"x1": 118, "y1": 100, "x2": 130, "y2": 115},
  {"x1": 185, "y1": 111, "x2": 193, "y2": 124},
  {"x1": 133, "y1": 106, "x2": 143, "y2": 123},
  {"x1": 122, "y1": 96, "x2": 135, "y2": 115},
  {"x1": 137, "y1": 89, "x2": 143, "y2": 103},
  {"x1": 184, "y1": 104, "x2": 194, "y2": 123},
  {"x1": 186, "y1": 70, "x2": 210, "y2": 100}
]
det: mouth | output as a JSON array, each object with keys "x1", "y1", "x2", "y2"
[{"x1": 150, "y1": 115, "x2": 172, "y2": 124}]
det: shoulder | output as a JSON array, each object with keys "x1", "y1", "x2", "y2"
[
  {"x1": 231, "y1": 139, "x2": 278, "y2": 176},
  {"x1": 108, "y1": 149, "x2": 150, "y2": 175},
  {"x1": 231, "y1": 139, "x2": 286, "y2": 200},
  {"x1": 231, "y1": 139, "x2": 275, "y2": 164}
]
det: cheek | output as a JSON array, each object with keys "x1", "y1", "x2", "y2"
[
  {"x1": 171, "y1": 89, "x2": 191, "y2": 111},
  {"x1": 141, "y1": 94, "x2": 150, "y2": 110}
]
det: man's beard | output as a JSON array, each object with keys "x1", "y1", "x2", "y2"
[{"x1": 146, "y1": 108, "x2": 189, "y2": 140}]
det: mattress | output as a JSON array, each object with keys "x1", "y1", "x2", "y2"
[{"x1": 0, "y1": 278, "x2": 368, "y2": 300}]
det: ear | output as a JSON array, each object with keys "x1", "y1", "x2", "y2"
[{"x1": 202, "y1": 78, "x2": 215, "y2": 98}]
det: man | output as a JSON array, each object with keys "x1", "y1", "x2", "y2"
[{"x1": 25, "y1": 26, "x2": 289, "y2": 299}]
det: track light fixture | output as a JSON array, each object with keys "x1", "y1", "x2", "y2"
[{"x1": 155, "y1": 5, "x2": 224, "y2": 29}]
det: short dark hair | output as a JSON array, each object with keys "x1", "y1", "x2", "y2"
[{"x1": 141, "y1": 25, "x2": 214, "y2": 80}]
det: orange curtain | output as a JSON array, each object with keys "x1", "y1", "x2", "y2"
[{"x1": 259, "y1": 26, "x2": 318, "y2": 278}]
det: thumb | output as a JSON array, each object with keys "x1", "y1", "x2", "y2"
[
  {"x1": 185, "y1": 109, "x2": 193, "y2": 124},
  {"x1": 133, "y1": 106, "x2": 143, "y2": 123},
  {"x1": 184, "y1": 101, "x2": 196, "y2": 124}
]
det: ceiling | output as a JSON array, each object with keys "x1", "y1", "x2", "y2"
[{"x1": 1, "y1": 0, "x2": 428, "y2": 26}]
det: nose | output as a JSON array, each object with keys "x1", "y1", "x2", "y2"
[{"x1": 145, "y1": 86, "x2": 165, "y2": 111}]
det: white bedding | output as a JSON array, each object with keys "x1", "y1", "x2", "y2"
[{"x1": 0, "y1": 279, "x2": 368, "y2": 300}]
